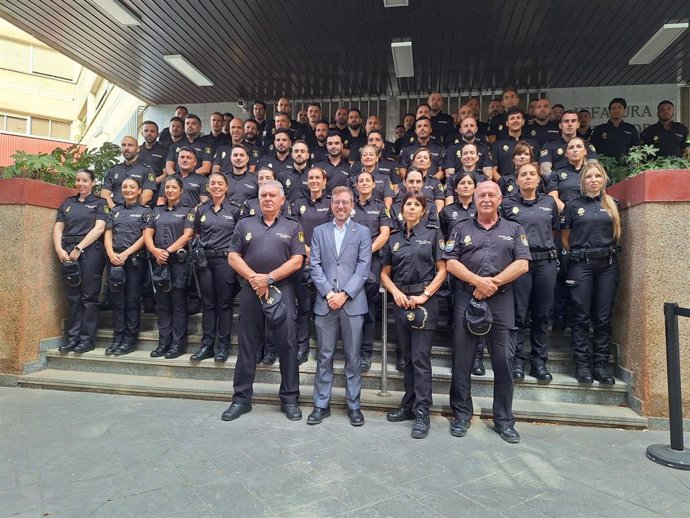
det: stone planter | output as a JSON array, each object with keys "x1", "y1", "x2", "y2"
[
  {"x1": 607, "y1": 169, "x2": 690, "y2": 422},
  {"x1": 0, "y1": 178, "x2": 76, "y2": 382}
]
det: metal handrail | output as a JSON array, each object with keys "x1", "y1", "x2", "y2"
[{"x1": 378, "y1": 286, "x2": 390, "y2": 397}]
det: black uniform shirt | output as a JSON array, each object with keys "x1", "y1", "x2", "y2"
[
  {"x1": 394, "y1": 177, "x2": 444, "y2": 206},
  {"x1": 399, "y1": 141, "x2": 445, "y2": 172},
  {"x1": 501, "y1": 193, "x2": 558, "y2": 251},
  {"x1": 213, "y1": 145, "x2": 260, "y2": 175},
  {"x1": 102, "y1": 162, "x2": 157, "y2": 204},
  {"x1": 444, "y1": 170, "x2": 490, "y2": 200},
  {"x1": 229, "y1": 213, "x2": 305, "y2": 274},
  {"x1": 255, "y1": 154, "x2": 293, "y2": 172},
  {"x1": 138, "y1": 142, "x2": 169, "y2": 175},
  {"x1": 491, "y1": 136, "x2": 541, "y2": 177},
  {"x1": 158, "y1": 127, "x2": 172, "y2": 149},
  {"x1": 260, "y1": 125, "x2": 305, "y2": 156},
  {"x1": 488, "y1": 113, "x2": 508, "y2": 141},
  {"x1": 351, "y1": 197, "x2": 393, "y2": 240},
  {"x1": 562, "y1": 195, "x2": 617, "y2": 249},
  {"x1": 277, "y1": 166, "x2": 309, "y2": 204},
  {"x1": 290, "y1": 194, "x2": 331, "y2": 245},
  {"x1": 497, "y1": 176, "x2": 518, "y2": 197},
  {"x1": 56, "y1": 193, "x2": 108, "y2": 237},
  {"x1": 146, "y1": 203, "x2": 195, "y2": 249},
  {"x1": 195, "y1": 198, "x2": 242, "y2": 251},
  {"x1": 431, "y1": 112, "x2": 456, "y2": 141},
  {"x1": 310, "y1": 145, "x2": 328, "y2": 164},
  {"x1": 526, "y1": 120, "x2": 561, "y2": 146},
  {"x1": 343, "y1": 132, "x2": 367, "y2": 155},
  {"x1": 382, "y1": 222, "x2": 444, "y2": 285},
  {"x1": 577, "y1": 128, "x2": 594, "y2": 141},
  {"x1": 439, "y1": 201, "x2": 476, "y2": 240},
  {"x1": 349, "y1": 167, "x2": 395, "y2": 202},
  {"x1": 590, "y1": 121, "x2": 640, "y2": 159},
  {"x1": 443, "y1": 216, "x2": 531, "y2": 276},
  {"x1": 390, "y1": 199, "x2": 439, "y2": 233},
  {"x1": 442, "y1": 140, "x2": 494, "y2": 171},
  {"x1": 201, "y1": 132, "x2": 230, "y2": 154},
  {"x1": 539, "y1": 136, "x2": 597, "y2": 170},
  {"x1": 224, "y1": 169, "x2": 258, "y2": 205},
  {"x1": 106, "y1": 202, "x2": 152, "y2": 250},
  {"x1": 314, "y1": 158, "x2": 351, "y2": 193},
  {"x1": 545, "y1": 163, "x2": 583, "y2": 204},
  {"x1": 350, "y1": 159, "x2": 400, "y2": 185},
  {"x1": 157, "y1": 173, "x2": 208, "y2": 208},
  {"x1": 165, "y1": 137, "x2": 213, "y2": 171},
  {"x1": 640, "y1": 121, "x2": 689, "y2": 157}
]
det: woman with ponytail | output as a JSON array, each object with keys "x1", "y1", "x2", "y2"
[{"x1": 561, "y1": 160, "x2": 621, "y2": 385}]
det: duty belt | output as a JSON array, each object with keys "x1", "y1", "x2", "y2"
[
  {"x1": 62, "y1": 235, "x2": 86, "y2": 244},
  {"x1": 531, "y1": 249, "x2": 558, "y2": 261},
  {"x1": 569, "y1": 246, "x2": 620, "y2": 262},
  {"x1": 204, "y1": 249, "x2": 228, "y2": 258},
  {"x1": 398, "y1": 282, "x2": 430, "y2": 295}
]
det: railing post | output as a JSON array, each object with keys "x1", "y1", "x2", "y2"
[
  {"x1": 378, "y1": 287, "x2": 390, "y2": 397},
  {"x1": 646, "y1": 302, "x2": 690, "y2": 470}
]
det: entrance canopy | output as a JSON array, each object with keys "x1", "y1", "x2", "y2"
[{"x1": 1, "y1": 0, "x2": 688, "y2": 104}]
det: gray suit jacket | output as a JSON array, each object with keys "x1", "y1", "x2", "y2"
[{"x1": 310, "y1": 220, "x2": 372, "y2": 317}]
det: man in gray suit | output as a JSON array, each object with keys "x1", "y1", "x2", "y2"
[{"x1": 308, "y1": 186, "x2": 372, "y2": 426}]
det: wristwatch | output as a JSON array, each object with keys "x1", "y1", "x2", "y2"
[
  {"x1": 267, "y1": 275, "x2": 275, "y2": 286},
  {"x1": 423, "y1": 290, "x2": 431, "y2": 298},
  {"x1": 74, "y1": 246, "x2": 83, "y2": 253}
]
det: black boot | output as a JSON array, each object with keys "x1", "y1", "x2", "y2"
[
  {"x1": 513, "y1": 359, "x2": 525, "y2": 381},
  {"x1": 190, "y1": 344, "x2": 215, "y2": 362},
  {"x1": 593, "y1": 362, "x2": 615, "y2": 385},
  {"x1": 529, "y1": 359, "x2": 553, "y2": 384},
  {"x1": 214, "y1": 343, "x2": 230, "y2": 363}
]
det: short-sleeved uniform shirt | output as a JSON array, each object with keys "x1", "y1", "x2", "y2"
[
  {"x1": 138, "y1": 142, "x2": 169, "y2": 175},
  {"x1": 201, "y1": 132, "x2": 230, "y2": 155},
  {"x1": 561, "y1": 195, "x2": 617, "y2": 250},
  {"x1": 351, "y1": 197, "x2": 393, "y2": 241},
  {"x1": 545, "y1": 163, "x2": 583, "y2": 205},
  {"x1": 255, "y1": 153, "x2": 293, "y2": 172},
  {"x1": 165, "y1": 137, "x2": 213, "y2": 172},
  {"x1": 640, "y1": 121, "x2": 689, "y2": 157},
  {"x1": 431, "y1": 112, "x2": 456, "y2": 141},
  {"x1": 444, "y1": 170, "x2": 490, "y2": 200},
  {"x1": 382, "y1": 222, "x2": 445, "y2": 286},
  {"x1": 590, "y1": 120, "x2": 640, "y2": 159},
  {"x1": 223, "y1": 169, "x2": 258, "y2": 205},
  {"x1": 56, "y1": 193, "x2": 109, "y2": 238},
  {"x1": 525, "y1": 120, "x2": 561, "y2": 146},
  {"x1": 442, "y1": 139, "x2": 494, "y2": 171},
  {"x1": 350, "y1": 168, "x2": 395, "y2": 203},
  {"x1": 195, "y1": 198, "x2": 242, "y2": 251},
  {"x1": 389, "y1": 199, "x2": 439, "y2": 233},
  {"x1": 228, "y1": 213, "x2": 306, "y2": 275},
  {"x1": 241, "y1": 198, "x2": 290, "y2": 219},
  {"x1": 145, "y1": 203, "x2": 195, "y2": 249},
  {"x1": 439, "y1": 201, "x2": 476, "y2": 239},
  {"x1": 394, "y1": 177, "x2": 444, "y2": 207},
  {"x1": 106, "y1": 202, "x2": 152, "y2": 251},
  {"x1": 277, "y1": 166, "x2": 310, "y2": 204},
  {"x1": 212, "y1": 145, "x2": 260, "y2": 175},
  {"x1": 102, "y1": 161, "x2": 157, "y2": 204},
  {"x1": 313, "y1": 158, "x2": 351, "y2": 193},
  {"x1": 398, "y1": 141, "x2": 445, "y2": 173},
  {"x1": 157, "y1": 173, "x2": 208, "y2": 208},
  {"x1": 290, "y1": 194, "x2": 331, "y2": 246},
  {"x1": 539, "y1": 136, "x2": 597, "y2": 170},
  {"x1": 491, "y1": 136, "x2": 540, "y2": 177},
  {"x1": 442, "y1": 216, "x2": 531, "y2": 277},
  {"x1": 501, "y1": 193, "x2": 558, "y2": 252}
]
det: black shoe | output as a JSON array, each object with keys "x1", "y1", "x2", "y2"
[
  {"x1": 113, "y1": 343, "x2": 136, "y2": 356},
  {"x1": 261, "y1": 352, "x2": 276, "y2": 365},
  {"x1": 190, "y1": 344, "x2": 215, "y2": 362},
  {"x1": 72, "y1": 342, "x2": 95, "y2": 353},
  {"x1": 494, "y1": 424, "x2": 520, "y2": 444},
  {"x1": 396, "y1": 352, "x2": 405, "y2": 372},
  {"x1": 575, "y1": 367, "x2": 594, "y2": 384},
  {"x1": 104, "y1": 341, "x2": 121, "y2": 355},
  {"x1": 296, "y1": 349, "x2": 309, "y2": 365},
  {"x1": 281, "y1": 402, "x2": 302, "y2": 421},
  {"x1": 214, "y1": 345, "x2": 230, "y2": 363},
  {"x1": 593, "y1": 362, "x2": 615, "y2": 385},
  {"x1": 348, "y1": 409, "x2": 365, "y2": 427},
  {"x1": 150, "y1": 344, "x2": 169, "y2": 358},
  {"x1": 472, "y1": 357, "x2": 485, "y2": 376},
  {"x1": 221, "y1": 402, "x2": 252, "y2": 421},
  {"x1": 164, "y1": 344, "x2": 184, "y2": 359},
  {"x1": 307, "y1": 406, "x2": 331, "y2": 425},
  {"x1": 513, "y1": 360, "x2": 525, "y2": 381},
  {"x1": 450, "y1": 418, "x2": 471, "y2": 437},
  {"x1": 361, "y1": 356, "x2": 372, "y2": 372},
  {"x1": 386, "y1": 407, "x2": 415, "y2": 422},
  {"x1": 411, "y1": 411, "x2": 430, "y2": 439},
  {"x1": 59, "y1": 339, "x2": 80, "y2": 353},
  {"x1": 530, "y1": 360, "x2": 553, "y2": 384}
]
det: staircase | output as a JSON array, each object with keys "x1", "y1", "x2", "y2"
[{"x1": 18, "y1": 304, "x2": 647, "y2": 429}]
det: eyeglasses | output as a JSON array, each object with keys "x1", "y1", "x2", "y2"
[{"x1": 332, "y1": 200, "x2": 352, "y2": 206}]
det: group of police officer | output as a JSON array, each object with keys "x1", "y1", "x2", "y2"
[{"x1": 54, "y1": 90, "x2": 687, "y2": 441}]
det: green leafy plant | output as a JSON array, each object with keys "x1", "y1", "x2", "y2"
[
  {"x1": 1, "y1": 142, "x2": 121, "y2": 188},
  {"x1": 599, "y1": 145, "x2": 690, "y2": 184}
]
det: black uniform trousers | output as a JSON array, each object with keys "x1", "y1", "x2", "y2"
[
  {"x1": 393, "y1": 293, "x2": 438, "y2": 415},
  {"x1": 295, "y1": 267, "x2": 312, "y2": 354},
  {"x1": 451, "y1": 288, "x2": 516, "y2": 427},
  {"x1": 512, "y1": 258, "x2": 557, "y2": 362},
  {"x1": 362, "y1": 253, "x2": 383, "y2": 358},
  {"x1": 63, "y1": 241, "x2": 105, "y2": 345},
  {"x1": 567, "y1": 257, "x2": 618, "y2": 368},
  {"x1": 552, "y1": 234, "x2": 570, "y2": 324},
  {"x1": 198, "y1": 256, "x2": 238, "y2": 349},
  {"x1": 233, "y1": 280, "x2": 300, "y2": 404},
  {"x1": 154, "y1": 260, "x2": 188, "y2": 347},
  {"x1": 110, "y1": 255, "x2": 145, "y2": 344}
]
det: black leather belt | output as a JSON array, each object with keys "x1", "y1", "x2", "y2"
[
  {"x1": 570, "y1": 246, "x2": 619, "y2": 262},
  {"x1": 399, "y1": 282, "x2": 429, "y2": 295},
  {"x1": 62, "y1": 235, "x2": 86, "y2": 244},
  {"x1": 531, "y1": 249, "x2": 557, "y2": 261},
  {"x1": 205, "y1": 250, "x2": 228, "y2": 258}
]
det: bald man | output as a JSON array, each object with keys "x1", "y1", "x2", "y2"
[
  {"x1": 101, "y1": 136, "x2": 157, "y2": 208},
  {"x1": 428, "y1": 92, "x2": 455, "y2": 140}
]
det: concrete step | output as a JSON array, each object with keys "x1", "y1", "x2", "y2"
[
  {"x1": 44, "y1": 349, "x2": 630, "y2": 406},
  {"x1": 17, "y1": 369, "x2": 647, "y2": 429}
]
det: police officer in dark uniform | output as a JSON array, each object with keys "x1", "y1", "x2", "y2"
[
  {"x1": 157, "y1": 147, "x2": 209, "y2": 207},
  {"x1": 398, "y1": 117, "x2": 445, "y2": 181},
  {"x1": 382, "y1": 192, "x2": 447, "y2": 439},
  {"x1": 256, "y1": 128, "x2": 293, "y2": 171},
  {"x1": 439, "y1": 171, "x2": 476, "y2": 240},
  {"x1": 261, "y1": 112, "x2": 305, "y2": 156},
  {"x1": 487, "y1": 88, "x2": 520, "y2": 143},
  {"x1": 577, "y1": 110, "x2": 594, "y2": 141},
  {"x1": 496, "y1": 141, "x2": 537, "y2": 197},
  {"x1": 164, "y1": 114, "x2": 213, "y2": 177},
  {"x1": 101, "y1": 136, "x2": 157, "y2": 209},
  {"x1": 539, "y1": 110, "x2": 597, "y2": 176},
  {"x1": 342, "y1": 108, "x2": 367, "y2": 161},
  {"x1": 349, "y1": 144, "x2": 395, "y2": 207},
  {"x1": 546, "y1": 137, "x2": 588, "y2": 213},
  {"x1": 397, "y1": 148, "x2": 445, "y2": 214},
  {"x1": 54, "y1": 169, "x2": 108, "y2": 353},
  {"x1": 223, "y1": 180, "x2": 305, "y2": 422},
  {"x1": 277, "y1": 140, "x2": 310, "y2": 204},
  {"x1": 314, "y1": 132, "x2": 351, "y2": 194},
  {"x1": 428, "y1": 92, "x2": 456, "y2": 142},
  {"x1": 201, "y1": 112, "x2": 231, "y2": 154},
  {"x1": 138, "y1": 121, "x2": 169, "y2": 181},
  {"x1": 190, "y1": 173, "x2": 242, "y2": 363},
  {"x1": 501, "y1": 162, "x2": 559, "y2": 383},
  {"x1": 640, "y1": 100, "x2": 690, "y2": 157},
  {"x1": 291, "y1": 167, "x2": 332, "y2": 364},
  {"x1": 590, "y1": 98, "x2": 640, "y2": 159},
  {"x1": 390, "y1": 169, "x2": 440, "y2": 234},
  {"x1": 442, "y1": 117, "x2": 494, "y2": 180},
  {"x1": 444, "y1": 181, "x2": 531, "y2": 443},
  {"x1": 212, "y1": 144, "x2": 258, "y2": 205},
  {"x1": 308, "y1": 121, "x2": 330, "y2": 163},
  {"x1": 491, "y1": 107, "x2": 540, "y2": 179},
  {"x1": 143, "y1": 176, "x2": 195, "y2": 359},
  {"x1": 526, "y1": 98, "x2": 561, "y2": 146},
  {"x1": 158, "y1": 106, "x2": 188, "y2": 148},
  {"x1": 444, "y1": 143, "x2": 491, "y2": 205},
  {"x1": 242, "y1": 118, "x2": 263, "y2": 168},
  {"x1": 103, "y1": 177, "x2": 152, "y2": 356},
  {"x1": 562, "y1": 162, "x2": 622, "y2": 385},
  {"x1": 351, "y1": 170, "x2": 393, "y2": 371}
]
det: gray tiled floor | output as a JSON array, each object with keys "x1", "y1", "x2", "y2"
[{"x1": 1, "y1": 387, "x2": 689, "y2": 517}]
